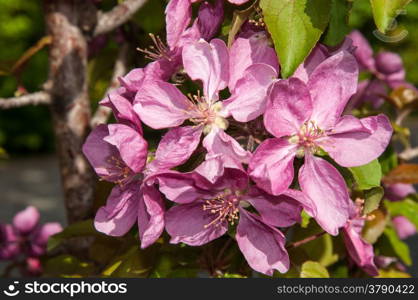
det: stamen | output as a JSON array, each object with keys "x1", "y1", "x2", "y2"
[
  {"x1": 99, "y1": 155, "x2": 133, "y2": 187},
  {"x1": 137, "y1": 33, "x2": 172, "y2": 61},
  {"x1": 202, "y1": 190, "x2": 240, "y2": 228}
]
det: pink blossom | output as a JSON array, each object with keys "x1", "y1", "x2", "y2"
[
  {"x1": 392, "y1": 216, "x2": 416, "y2": 240},
  {"x1": 342, "y1": 201, "x2": 379, "y2": 276},
  {"x1": 83, "y1": 123, "x2": 168, "y2": 248},
  {"x1": 141, "y1": 0, "x2": 224, "y2": 81},
  {"x1": 0, "y1": 206, "x2": 62, "y2": 260},
  {"x1": 348, "y1": 30, "x2": 414, "y2": 108},
  {"x1": 157, "y1": 156, "x2": 305, "y2": 275},
  {"x1": 134, "y1": 38, "x2": 252, "y2": 168},
  {"x1": 385, "y1": 183, "x2": 416, "y2": 202},
  {"x1": 249, "y1": 51, "x2": 393, "y2": 235}
]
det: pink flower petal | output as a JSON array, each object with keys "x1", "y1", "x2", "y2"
[
  {"x1": 104, "y1": 93, "x2": 142, "y2": 132},
  {"x1": 165, "y1": 0, "x2": 192, "y2": 50},
  {"x1": 104, "y1": 124, "x2": 148, "y2": 173},
  {"x1": 94, "y1": 184, "x2": 140, "y2": 236},
  {"x1": 0, "y1": 224, "x2": 20, "y2": 259},
  {"x1": 392, "y1": 216, "x2": 416, "y2": 240},
  {"x1": 182, "y1": 39, "x2": 229, "y2": 101},
  {"x1": 236, "y1": 209, "x2": 289, "y2": 276},
  {"x1": 299, "y1": 155, "x2": 350, "y2": 236},
  {"x1": 343, "y1": 218, "x2": 379, "y2": 276},
  {"x1": 385, "y1": 183, "x2": 416, "y2": 202},
  {"x1": 165, "y1": 201, "x2": 227, "y2": 246},
  {"x1": 249, "y1": 138, "x2": 296, "y2": 195},
  {"x1": 150, "y1": 126, "x2": 203, "y2": 171},
  {"x1": 308, "y1": 51, "x2": 359, "y2": 129},
  {"x1": 264, "y1": 78, "x2": 313, "y2": 138},
  {"x1": 244, "y1": 187, "x2": 302, "y2": 228},
  {"x1": 134, "y1": 81, "x2": 190, "y2": 129},
  {"x1": 202, "y1": 128, "x2": 251, "y2": 167},
  {"x1": 321, "y1": 114, "x2": 392, "y2": 167},
  {"x1": 138, "y1": 185, "x2": 165, "y2": 248},
  {"x1": 348, "y1": 30, "x2": 375, "y2": 71},
  {"x1": 31, "y1": 222, "x2": 62, "y2": 256},
  {"x1": 229, "y1": 32, "x2": 279, "y2": 91},
  {"x1": 293, "y1": 45, "x2": 328, "y2": 83},
  {"x1": 223, "y1": 63, "x2": 277, "y2": 122},
  {"x1": 194, "y1": 154, "x2": 225, "y2": 184},
  {"x1": 13, "y1": 206, "x2": 40, "y2": 235},
  {"x1": 197, "y1": 0, "x2": 224, "y2": 41},
  {"x1": 157, "y1": 172, "x2": 210, "y2": 204}
]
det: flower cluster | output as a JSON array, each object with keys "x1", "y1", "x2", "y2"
[
  {"x1": 83, "y1": 0, "x2": 394, "y2": 276},
  {"x1": 0, "y1": 206, "x2": 62, "y2": 276}
]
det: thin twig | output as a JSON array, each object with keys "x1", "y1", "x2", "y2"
[
  {"x1": 286, "y1": 231, "x2": 326, "y2": 249},
  {"x1": 90, "y1": 43, "x2": 130, "y2": 127},
  {"x1": 94, "y1": 0, "x2": 148, "y2": 36},
  {"x1": 0, "y1": 91, "x2": 51, "y2": 110}
]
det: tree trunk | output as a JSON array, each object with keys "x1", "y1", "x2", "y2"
[{"x1": 44, "y1": 0, "x2": 97, "y2": 224}]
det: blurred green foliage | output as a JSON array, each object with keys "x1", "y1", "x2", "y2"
[{"x1": 0, "y1": 0, "x2": 417, "y2": 155}]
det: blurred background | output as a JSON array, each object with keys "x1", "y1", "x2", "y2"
[{"x1": 0, "y1": 0, "x2": 417, "y2": 275}]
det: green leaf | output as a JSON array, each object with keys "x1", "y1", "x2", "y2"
[
  {"x1": 323, "y1": 0, "x2": 352, "y2": 46},
  {"x1": 380, "y1": 227, "x2": 412, "y2": 265},
  {"x1": 260, "y1": 0, "x2": 331, "y2": 78},
  {"x1": 363, "y1": 186, "x2": 384, "y2": 214},
  {"x1": 376, "y1": 268, "x2": 411, "y2": 278},
  {"x1": 292, "y1": 221, "x2": 339, "y2": 267},
  {"x1": 102, "y1": 244, "x2": 158, "y2": 278},
  {"x1": 370, "y1": 0, "x2": 412, "y2": 33},
  {"x1": 385, "y1": 198, "x2": 418, "y2": 228},
  {"x1": 301, "y1": 210, "x2": 311, "y2": 228},
  {"x1": 379, "y1": 146, "x2": 398, "y2": 175},
  {"x1": 44, "y1": 255, "x2": 96, "y2": 277},
  {"x1": 47, "y1": 219, "x2": 103, "y2": 252},
  {"x1": 349, "y1": 159, "x2": 382, "y2": 190},
  {"x1": 300, "y1": 261, "x2": 330, "y2": 278}
]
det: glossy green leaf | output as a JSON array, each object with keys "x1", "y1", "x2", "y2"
[
  {"x1": 349, "y1": 159, "x2": 382, "y2": 190},
  {"x1": 260, "y1": 0, "x2": 331, "y2": 78},
  {"x1": 364, "y1": 186, "x2": 384, "y2": 214},
  {"x1": 380, "y1": 227, "x2": 412, "y2": 265},
  {"x1": 300, "y1": 261, "x2": 330, "y2": 278},
  {"x1": 370, "y1": 0, "x2": 412, "y2": 33},
  {"x1": 385, "y1": 198, "x2": 418, "y2": 228},
  {"x1": 323, "y1": 0, "x2": 352, "y2": 46}
]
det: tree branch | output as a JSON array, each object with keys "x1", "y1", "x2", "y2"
[
  {"x1": 94, "y1": 0, "x2": 148, "y2": 36},
  {"x1": 90, "y1": 43, "x2": 130, "y2": 127},
  {"x1": 0, "y1": 91, "x2": 51, "y2": 110}
]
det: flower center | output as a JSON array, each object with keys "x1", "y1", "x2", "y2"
[
  {"x1": 289, "y1": 120, "x2": 325, "y2": 158},
  {"x1": 202, "y1": 189, "x2": 240, "y2": 228},
  {"x1": 186, "y1": 93, "x2": 228, "y2": 134},
  {"x1": 102, "y1": 155, "x2": 133, "y2": 187}
]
